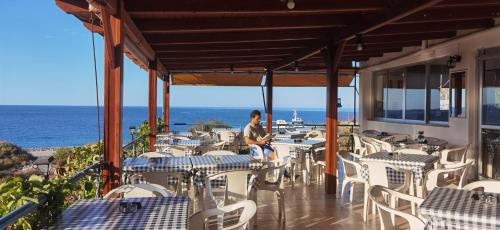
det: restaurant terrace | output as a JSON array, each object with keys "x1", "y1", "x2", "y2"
[{"x1": 1, "y1": 0, "x2": 500, "y2": 229}]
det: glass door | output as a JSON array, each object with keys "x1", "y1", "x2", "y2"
[{"x1": 480, "y1": 47, "x2": 500, "y2": 179}]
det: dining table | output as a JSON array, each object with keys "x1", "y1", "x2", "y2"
[
  {"x1": 420, "y1": 187, "x2": 500, "y2": 230},
  {"x1": 360, "y1": 151, "x2": 439, "y2": 197},
  {"x1": 50, "y1": 196, "x2": 190, "y2": 230}
]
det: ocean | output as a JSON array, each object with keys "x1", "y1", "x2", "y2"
[{"x1": 0, "y1": 105, "x2": 357, "y2": 148}]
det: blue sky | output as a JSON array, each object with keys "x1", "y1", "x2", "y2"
[{"x1": 0, "y1": 1, "x2": 357, "y2": 109}]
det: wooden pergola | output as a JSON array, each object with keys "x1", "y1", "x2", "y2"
[{"x1": 56, "y1": 0, "x2": 500, "y2": 194}]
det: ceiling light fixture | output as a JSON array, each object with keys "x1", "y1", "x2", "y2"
[
  {"x1": 447, "y1": 55, "x2": 461, "y2": 69},
  {"x1": 355, "y1": 34, "x2": 364, "y2": 51},
  {"x1": 287, "y1": 0, "x2": 295, "y2": 10},
  {"x1": 294, "y1": 61, "x2": 299, "y2": 72},
  {"x1": 230, "y1": 64, "x2": 234, "y2": 74}
]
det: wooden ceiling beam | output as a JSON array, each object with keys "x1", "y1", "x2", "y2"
[
  {"x1": 145, "y1": 29, "x2": 329, "y2": 45},
  {"x1": 398, "y1": 6, "x2": 500, "y2": 23},
  {"x1": 164, "y1": 59, "x2": 282, "y2": 65},
  {"x1": 347, "y1": 31, "x2": 457, "y2": 44},
  {"x1": 135, "y1": 15, "x2": 349, "y2": 34},
  {"x1": 344, "y1": 41, "x2": 421, "y2": 51},
  {"x1": 269, "y1": 0, "x2": 446, "y2": 70},
  {"x1": 369, "y1": 19, "x2": 495, "y2": 36},
  {"x1": 125, "y1": 0, "x2": 385, "y2": 18},
  {"x1": 158, "y1": 49, "x2": 294, "y2": 58},
  {"x1": 435, "y1": 0, "x2": 500, "y2": 8},
  {"x1": 152, "y1": 39, "x2": 319, "y2": 51},
  {"x1": 159, "y1": 54, "x2": 291, "y2": 61}
]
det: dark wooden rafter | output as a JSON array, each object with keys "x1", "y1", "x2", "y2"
[
  {"x1": 152, "y1": 40, "x2": 320, "y2": 52},
  {"x1": 369, "y1": 19, "x2": 495, "y2": 36},
  {"x1": 270, "y1": 0, "x2": 447, "y2": 70},
  {"x1": 125, "y1": 0, "x2": 385, "y2": 18},
  {"x1": 101, "y1": 0, "x2": 124, "y2": 193},
  {"x1": 145, "y1": 28, "x2": 330, "y2": 45},
  {"x1": 135, "y1": 15, "x2": 350, "y2": 34},
  {"x1": 399, "y1": 6, "x2": 500, "y2": 23},
  {"x1": 160, "y1": 54, "x2": 291, "y2": 62},
  {"x1": 158, "y1": 50, "x2": 294, "y2": 59}
]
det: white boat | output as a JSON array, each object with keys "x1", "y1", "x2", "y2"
[{"x1": 291, "y1": 110, "x2": 304, "y2": 126}]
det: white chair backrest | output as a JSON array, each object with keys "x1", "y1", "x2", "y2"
[
  {"x1": 138, "y1": 152, "x2": 172, "y2": 158},
  {"x1": 203, "y1": 150, "x2": 237, "y2": 156},
  {"x1": 257, "y1": 157, "x2": 290, "y2": 186},
  {"x1": 440, "y1": 145, "x2": 468, "y2": 164},
  {"x1": 274, "y1": 145, "x2": 292, "y2": 159},
  {"x1": 371, "y1": 138, "x2": 393, "y2": 152},
  {"x1": 336, "y1": 151, "x2": 362, "y2": 178},
  {"x1": 204, "y1": 170, "x2": 253, "y2": 206},
  {"x1": 424, "y1": 160, "x2": 473, "y2": 193},
  {"x1": 133, "y1": 171, "x2": 183, "y2": 195},
  {"x1": 168, "y1": 145, "x2": 193, "y2": 157},
  {"x1": 363, "y1": 162, "x2": 411, "y2": 187},
  {"x1": 219, "y1": 131, "x2": 235, "y2": 142},
  {"x1": 462, "y1": 180, "x2": 500, "y2": 193},
  {"x1": 369, "y1": 185, "x2": 426, "y2": 230},
  {"x1": 352, "y1": 133, "x2": 365, "y2": 156},
  {"x1": 190, "y1": 200, "x2": 257, "y2": 230},
  {"x1": 380, "y1": 134, "x2": 411, "y2": 143},
  {"x1": 361, "y1": 137, "x2": 378, "y2": 154},
  {"x1": 104, "y1": 184, "x2": 171, "y2": 198},
  {"x1": 395, "y1": 148, "x2": 428, "y2": 155}
]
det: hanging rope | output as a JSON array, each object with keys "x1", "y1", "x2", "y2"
[{"x1": 89, "y1": 13, "x2": 103, "y2": 198}]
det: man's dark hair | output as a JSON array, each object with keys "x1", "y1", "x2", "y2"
[{"x1": 250, "y1": 110, "x2": 261, "y2": 118}]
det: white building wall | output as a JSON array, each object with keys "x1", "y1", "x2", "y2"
[{"x1": 359, "y1": 25, "x2": 500, "y2": 172}]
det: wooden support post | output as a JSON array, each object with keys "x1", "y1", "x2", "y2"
[
  {"x1": 266, "y1": 70, "x2": 273, "y2": 134},
  {"x1": 163, "y1": 75, "x2": 170, "y2": 133},
  {"x1": 101, "y1": 1, "x2": 124, "y2": 193},
  {"x1": 322, "y1": 39, "x2": 346, "y2": 195},
  {"x1": 148, "y1": 61, "x2": 157, "y2": 151}
]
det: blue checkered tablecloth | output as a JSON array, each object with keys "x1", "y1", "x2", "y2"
[
  {"x1": 190, "y1": 155, "x2": 262, "y2": 187},
  {"x1": 420, "y1": 187, "x2": 500, "y2": 230},
  {"x1": 50, "y1": 196, "x2": 189, "y2": 230},
  {"x1": 123, "y1": 157, "x2": 192, "y2": 173},
  {"x1": 360, "y1": 152, "x2": 438, "y2": 184}
]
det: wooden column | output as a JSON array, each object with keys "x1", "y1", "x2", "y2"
[
  {"x1": 101, "y1": 2, "x2": 124, "y2": 193},
  {"x1": 163, "y1": 75, "x2": 170, "y2": 133},
  {"x1": 266, "y1": 70, "x2": 273, "y2": 134},
  {"x1": 148, "y1": 61, "x2": 157, "y2": 151},
  {"x1": 322, "y1": 39, "x2": 346, "y2": 195}
]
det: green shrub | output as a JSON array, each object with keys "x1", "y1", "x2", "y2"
[
  {"x1": 0, "y1": 142, "x2": 35, "y2": 171},
  {"x1": 188, "y1": 120, "x2": 231, "y2": 133}
]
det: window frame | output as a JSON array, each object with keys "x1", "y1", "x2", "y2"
[{"x1": 371, "y1": 60, "x2": 452, "y2": 125}]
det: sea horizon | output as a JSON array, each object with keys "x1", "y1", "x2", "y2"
[{"x1": 0, "y1": 105, "x2": 358, "y2": 148}]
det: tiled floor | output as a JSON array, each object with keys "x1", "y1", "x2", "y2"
[{"x1": 254, "y1": 179, "x2": 381, "y2": 230}]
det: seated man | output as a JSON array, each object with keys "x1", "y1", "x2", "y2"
[{"x1": 244, "y1": 110, "x2": 276, "y2": 160}]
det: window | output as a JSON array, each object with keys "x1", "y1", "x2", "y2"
[
  {"x1": 372, "y1": 59, "x2": 451, "y2": 124},
  {"x1": 373, "y1": 71, "x2": 386, "y2": 118},
  {"x1": 482, "y1": 58, "x2": 500, "y2": 125},
  {"x1": 405, "y1": 65, "x2": 426, "y2": 121},
  {"x1": 451, "y1": 72, "x2": 466, "y2": 118},
  {"x1": 429, "y1": 65, "x2": 450, "y2": 122},
  {"x1": 386, "y1": 69, "x2": 404, "y2": 119}
]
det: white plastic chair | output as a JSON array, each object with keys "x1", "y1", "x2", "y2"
[
  {"x1": 371, "y1": 138, "x2": 393, "y2": 152},
  {"x1": 439, "y1": 145, "x2": 468, "y2": 168},
  {"x1": 311, "y1": 147, "x2": 326, "y2": 183},
  {"x1": 199, "y1": 170, "x2": 254, "y2": 212},
  {"x1": 394, "y1": 149, "x2": 428, "y2": 155},
  {"x1": 369, "y1": 185, "x2": 426, "y2": 230},
  {"x1": 129, "y1": 171, "x2": 184, "y2": 195},
  {"x1": 204, "y1": 150, "x2": 237, "y2": 156},
  {"x1": 336, "y1": 151, "x2": 366, "y2": 206},
  {"x1": 103, "y1": 183, "x2": 172, "y2": 198},
  {"x1": 462, "y1": 180, "x2": 500, "y2": 193},
  {"x1": 362, "y1": 162, "x2": 412, "y2": 222},
  {"x1": 361, "y1": 137, "x2": 379, "y2": 154},
  {"x1": 250, "y1": 157, "x2": 289, "y2": 224},
  {"x1": 423, "y1": 160, "x2": 473, "y2": 196},
  {"x1": 352, "y1": 133, "x2": 366, "y2": 156},
  {"x1": 190, "y1": 200, "x2": 257, "y2": 230}
]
